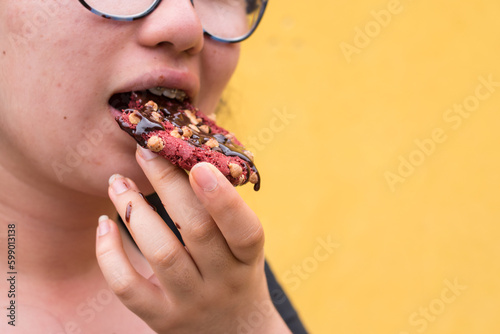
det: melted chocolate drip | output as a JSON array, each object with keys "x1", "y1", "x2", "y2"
[
  {"x1": 125, "y1": 201, "x2": 132, "y2": 224},
  {"x1": 117, "y1": 111, "x2": 164, "y2": 147}
]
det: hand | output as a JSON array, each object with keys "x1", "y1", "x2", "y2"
[{"x1": 96, "y1": 145, "x2": 291, "y2": 333}]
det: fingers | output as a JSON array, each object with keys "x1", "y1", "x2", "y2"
[
  {"x1": 95, "y1": 216, "x2": 167, "y2": 320},
  {"x1": 134, "y1": 145, "x2": 210, "y2": 228},
  {"x1": 107, "y1": 174, "x2": 202, "y2": 297},
  {"x1": 189, "y1": 163, "x2": 265, "y2": 265},
  {"x1": 135, "y1": 146, "x2": 237, "y2": 276}
]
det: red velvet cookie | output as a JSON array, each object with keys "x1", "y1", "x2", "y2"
[{"x1": 113, "y1": 91, "x2": 260, "y2": 191}]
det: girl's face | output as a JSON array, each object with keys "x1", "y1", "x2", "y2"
[{"x1": 0, "y1": 1, "x2": 240, "y2": 195}]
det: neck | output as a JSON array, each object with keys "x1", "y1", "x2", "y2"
[{"x1": 0, "y1": 162, "x2": 117, "y2": 283}]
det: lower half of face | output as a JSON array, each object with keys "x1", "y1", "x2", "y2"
[{"x1": 0, "y1": 0, "x2": 240, "y2": 197}]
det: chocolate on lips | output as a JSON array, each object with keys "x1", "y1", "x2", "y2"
[{"x1": 113, "y1": 91, "x2": 261, "y2": 191}]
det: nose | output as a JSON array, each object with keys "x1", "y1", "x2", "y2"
[{"x1": 136, "y1": 0, "x2": 204, "y2": 55}]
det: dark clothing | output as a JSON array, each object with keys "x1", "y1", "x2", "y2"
[{"x1": 264, "y1": 261, "x2": 308, "y2": 333}]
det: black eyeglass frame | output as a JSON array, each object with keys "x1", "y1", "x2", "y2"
[{"x1": 77, "y1": 0, "x2": 268, "y2": 43}]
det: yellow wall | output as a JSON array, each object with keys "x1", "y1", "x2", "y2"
[{"x1": 220, "y1": 0, "x2": 500, "y2": 333}]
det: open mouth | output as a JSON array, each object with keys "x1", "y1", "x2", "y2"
[{"x1": 109, "y1": 87, "x2": 190, "y2": 112}]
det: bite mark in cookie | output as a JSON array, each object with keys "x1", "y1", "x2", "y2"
[{"x1": 112, "y1": 91, "x2": 261, "y2": 191}]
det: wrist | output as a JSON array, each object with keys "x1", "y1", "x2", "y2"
[
  {"x1": 235, "y1": 299, "x2": 292, "y2": 334},
  {"x1": 261, "y1": 309, "x2": 292, "y2": 334}
]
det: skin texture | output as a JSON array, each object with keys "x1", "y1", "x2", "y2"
[{"x1": 0, "y1": 1, "x2": 291, "y2": 333}]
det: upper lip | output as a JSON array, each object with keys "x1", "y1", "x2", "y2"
[{"x1": 110, "y1": 68, "x2": 199, "y2": 102}]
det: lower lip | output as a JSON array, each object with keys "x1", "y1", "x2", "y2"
[{"x1": 108, "y1": 104, "x2": 122, "y2": 119}]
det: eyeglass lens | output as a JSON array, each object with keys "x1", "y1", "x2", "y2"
[{"x1": 83, "y1": 0, "x2": 263, "y2": 40}]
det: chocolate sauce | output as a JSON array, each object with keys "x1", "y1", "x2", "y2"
[
  {"x1": 125, "y1": 201, "x2": 132, "y2": 224},
  {"x1": 117, "y1": 110, "x2": 164, "y2": 147},
  {"x1": 116, "y1": 91, "x2": 261, "y2": 191},
  {"x1": 139, "y1": 192, "x2": 157, "y2": 212}
]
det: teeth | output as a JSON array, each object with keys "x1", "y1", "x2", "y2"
[
  {"x1": 162, "y1": 89, "x2": 177, "y2": 99},
  {"x1": 148, "y1": 87, "x2": 166, "y2": 96},
  {"x1": 147, "y1": 87, "x2": 186, "y2": 101},
  {"x1": 175, "y1": 90, "x2": 186, "y2": 101}
]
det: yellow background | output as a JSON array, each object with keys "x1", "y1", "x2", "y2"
[{"x1": 220, "y1": 0, "x2": 500, "y2": 333}]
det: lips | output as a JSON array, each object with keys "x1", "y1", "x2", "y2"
[{"x1": 108, "y1": 69, "x2": 199, "y2": 111}]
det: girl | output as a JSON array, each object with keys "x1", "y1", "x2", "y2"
[{"x1": 0, "y1": 0, "x2": 306, "y2": 333}]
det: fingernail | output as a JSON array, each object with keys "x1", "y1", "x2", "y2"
[
  {"x1": 108, "y1": 174, "x2": 130, "y2": 195},
  {"x1": 192, "y1": 163, "x2": 218, "y2": 192},
  {"x1": 98, "y1": 217, "x2": 110, "y2": 236},
  {"x1": 108, "y1": 174, "x2": 122, "y2": 185},
  {"x1": 137, "y1": 144, "x2": 158, "y2": 161},
  {"x1": 98, "y1": 215, "x2": 109, "y2": 223}
]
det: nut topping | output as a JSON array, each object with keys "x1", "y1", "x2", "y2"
[
  {"x1": 181, "y1": 126, "x2": 193, "y2": 138},
  {"x1": 199, "y1": 125, "x2": 210, "y2": 134},
  {"x1": 151, "y1": 111, "x2": 163, "y2": 123},
  {"x1": 228, "y1": 163, "x2": 243, "y2": 179},
  {"x1": 188, "y1": 124, "x2": 199, "y2": 133},
  {"x1": 184, "y1": 109, "x2": 202, "y2": 125},
  {"x1": 147, "y1": 136, "x2": 164, "y2": 152},
  {"x1": 145, "y1": 100, "x2": 158, "y2": 112},
  {"x1": 249, "y1": 172, "x2": 259, "y2": 185},
  {"x1": 170, "y1": 128, "x2": 182, "y2": 139},
  {"x1": 205, "y1": 138, "x2": 219, "y2": 148},
  {"x1": 128, "y1": 111, "x2": 141, "y2": 125}
]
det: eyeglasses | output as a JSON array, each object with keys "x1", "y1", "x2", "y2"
[{"x1": 78, "y1": 0, "x2": 268, "y2": 43}]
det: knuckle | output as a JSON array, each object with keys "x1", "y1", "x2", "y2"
[
  {"x1": 188, "y1": 218, "x2": 218, "y2": 244},
  {"x1": 109, "y1": 275, "x2": 137, "y2": 301},
  {"x1": 96, "y1": 247, "x2": 110, "y2": 260},
  {"x1": 152, "y1": 244, "x2": 180, "y2": 270},
  {"x1": 220, "y1": 270, "x2": 249, "y2": 294},
  {"x1": 96, "y1": 244, "x2": 117, "y2": 261},
  {"x1": 239, "y1": 224, "x2": 265, "y2": 252},
  {"x1": 166, "y1": 267, "x2": 198, "y2": 294}
]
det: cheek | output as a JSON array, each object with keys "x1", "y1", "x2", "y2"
[
  {"x1": 0, "y1": 2, "x2": 116, "y2": 141},
  {"x1": 0, "y1": 4, "x2": 128, "y2": 192},
  {"x1": 0, "y1": 3, "x2": 87, "y2": 116},
  {"x1": 198, "y1": 40, "x2": 240, "y2": 114}
]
